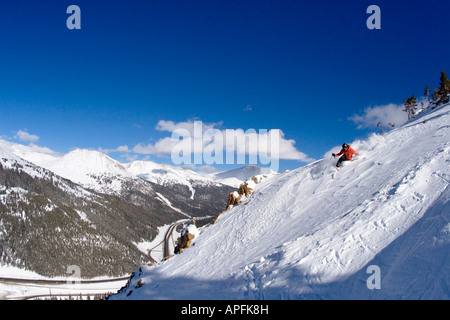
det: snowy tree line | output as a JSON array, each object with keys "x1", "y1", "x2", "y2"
[{"x1": 404, "y1": 71, "x2": 450, "y2": 119}]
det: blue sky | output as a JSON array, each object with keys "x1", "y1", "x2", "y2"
[{"x1": 1, "y1": 0, "x2": 449, "y2": 172}]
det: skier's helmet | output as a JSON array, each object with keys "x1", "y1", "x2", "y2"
[{"x1": 342, "y1": 143, "x2": 349, "y2": 149}]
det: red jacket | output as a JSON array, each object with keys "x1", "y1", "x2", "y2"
[{"x1": 335, "y1": 145, "x2": 358, "y2": 160}]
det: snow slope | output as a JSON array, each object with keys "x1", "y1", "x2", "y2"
[
  {"x1": 212, "y1": 165, "x2": 276, "y2": 187},
  {"x1": 110, "y1": 103, "x2": 450, "y2": 300}
]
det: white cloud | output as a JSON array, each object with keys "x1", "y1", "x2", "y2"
[
  {"x1": 130, "y1": 120, "x2": 314, "y2": 163},
  {"x1": 243, "y1": 105, "x2": 253, "y2": 112},
  {"x1": 10, "y1": 141, "x2": 61, "y2": 157},
  {"x1": 98, "y1": 145, "x2": 130, "y2": 154},
  {"x1": 26, "y1": 143, "x2": 61, "y2": 156},
  {"x1": 116, "y1": 145, "x2": 129, "y2": 153},
  {"x1": 15, "y1": 130, "x2": 39, "y2": 143},
  {"x1": 155, "y1": 119, "x2": 222, "y2": 134},
  {"x1": 274, "y1": 130, "x2": 313, "y2": 161},
  {"x1": 121, "y1": 153, "x2": 140, "y2": 163},
  {"x1": 349, "y1": 103, "x2": 408, "y2": 129},
  {"x1": 133, "y1": 137, "x2": 181, "y2": 156}
]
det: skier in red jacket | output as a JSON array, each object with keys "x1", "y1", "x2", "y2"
[{"x1": 332, "y1": 143, "x2": 359, "y2": 168}]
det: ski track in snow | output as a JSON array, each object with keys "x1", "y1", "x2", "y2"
[{"x1": 108, "y1": 104, "x2": 450, "y2": 300}]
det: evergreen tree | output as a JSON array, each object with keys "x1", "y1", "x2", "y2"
[
  {"x1": 403, "y1": 94, "x2": 417, "y2": 119},
  {"x1": 424, "y1": 85, "x2": 431, "y2": 101},
  {"x1": 403, "y1": 98, "x2": 410, "y2": 119},
  {"x1": 433, "y1": 88, "x2": 440, "y2": 102},
  {"x1": 409, "y1": 94, "x2": 417, "y2": 110},
  {"x1": 438, "y1": 71, "x2": 450, "y2": 96}
]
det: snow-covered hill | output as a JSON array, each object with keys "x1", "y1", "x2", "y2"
[
  {"x1": 110, "y1": 103, "x2": 450, "y2": 300},
  {"x1": 212, "y1": 165, "x2": 276, "y2": 187}
]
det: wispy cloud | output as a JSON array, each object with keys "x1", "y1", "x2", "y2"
[
  {"x1": 15, "y1": 130, "x2": 39, "y2": 143},
  {"x1": 349, "y1": 103, "x2": 408, "y2": 129},
  {"x1": 98, "y1": 145, "x2": 130, "y2": 154},
  {"x1": 17, "y1": 143, "x2": 61, "y2": 157},
  {"x1": 155, "y1": 120, "x2": 223, "y2": 133},
  {"x1": 243, "y1": 104, "x2": 253, "y2": 112}
]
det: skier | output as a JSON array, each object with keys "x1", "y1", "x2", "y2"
[{"x1": 332, "y1": 143, "x2": 359, "y2": 168}]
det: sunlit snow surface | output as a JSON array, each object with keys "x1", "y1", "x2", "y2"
[{"x1": 111, "y1": 104, "x2": 450, "y2": 300}]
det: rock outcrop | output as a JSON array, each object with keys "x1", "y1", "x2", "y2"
[
  {"x1": 213, "y1": 174, "x2": 275, "y2": 224},
  {"x1": 174, "y1": 224, "x2": 199, "y2": 254}
]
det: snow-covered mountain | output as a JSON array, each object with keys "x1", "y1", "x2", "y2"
[
  {"x1": 12, "y1": 145, "x2": 238, "y2": 202},
  {"x1": 125, "y1": 160, "x2": 225, "y2": 200},
  {"x1": 17, "y1": 148, "x2": 131, "y2": 193},
  {"x1": 8, "y1": 143, "x2": 240, "y2": 215},
  {"x1": 110, "y1": 103, "x2": 450, "y2": 300},
  {"x1": 0, "y1": 143, "x2": 153, "y2": 277},
  {"x1": 0, "y1": 140, "x2": 235, "y2": 278},
  {"x1": 11, "y1": 140, "x2": 270, "y2": 191}
]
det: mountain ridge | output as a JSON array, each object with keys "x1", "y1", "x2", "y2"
[{"x1": 11, "y1": 144, "x2": 254, "y2": 195}]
